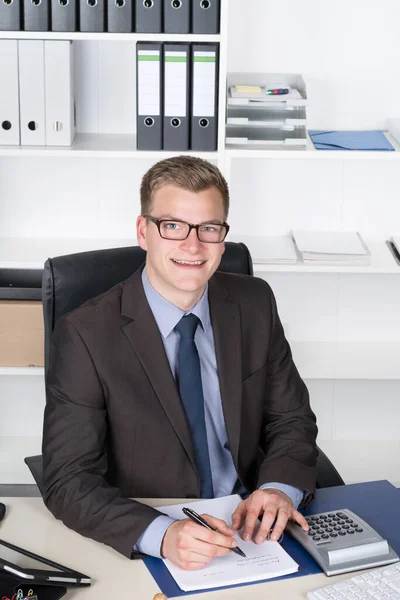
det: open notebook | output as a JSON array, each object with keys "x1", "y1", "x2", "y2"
[{"x1": 157, "y1": 495, "x2": 298, "y2": 592}]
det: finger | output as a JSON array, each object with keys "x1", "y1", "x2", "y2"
[
  {"x1": 241, "y1": 494, "x2": 266, "y2": 541},
  {"x1": 178, "y1": 554, "x2": 209, "y2": 570},
  {"x1": 290, "y1": 509, "x2": 309, "y2": 531},
  {"x1": 268, "y1": 507, "x2": 290, "y2": 542},
  {"x1": 184, "y1": 521, "x2": 238, "y2": 550},
  {"x1": 252, "y1": 507, "x2": 278, "y2": 544},
  {"x1": 200, "y1": 514, "x2": 235, "y2": 536},
  {"x1": 183, "y1": 538, "x2": 234, "y2": 560},
  {"x1": 231, "y1": 502, "x2": 246, "y2": 530}
]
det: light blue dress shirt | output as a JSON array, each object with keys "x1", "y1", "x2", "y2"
[{"x1": 135, "y1": 268, "x2": 303, "y2": 557}]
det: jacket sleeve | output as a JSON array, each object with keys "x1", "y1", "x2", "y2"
[
  {"x1": 256, "y1": 283, "x2": 318, "y2": 500},
  {"x1": 42, "y1": 316, "x2": 163, "y2": 558}
]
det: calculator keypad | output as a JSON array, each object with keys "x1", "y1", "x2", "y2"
[{"x1": 306, "y1": 510, "x2": 364, "y2": 543}]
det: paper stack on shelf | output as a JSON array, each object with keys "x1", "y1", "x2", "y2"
[
  {"x1": 231, "y1": 235, "x2": 298, "y2": 264},
  {"x1": 226, "y1": 72, "x2": 307, "y2": 149},
  {"x1": 291, "y1": 230, "x2": 371, "y2": 266}
]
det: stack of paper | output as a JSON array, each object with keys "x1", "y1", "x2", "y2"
[
  {"x1": 291, "y1": 230, "x2": 371, "y2": 266},
  {"x1": 228, "y1": 86, "x2": 304, "y2": 106},
  {"x1": 157, "y1": 495, "x2": 298, "y2": 592},
  {"x1": 231, "y1": 235, "x2": 298, "y2": 264}
]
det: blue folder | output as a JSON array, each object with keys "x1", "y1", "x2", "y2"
[
  {"x1": 309, "y1": 130, "x2": 394, "y2": 151},
  {"x1": 143, "y1": 480, "x2": 400, "y2": 597}
]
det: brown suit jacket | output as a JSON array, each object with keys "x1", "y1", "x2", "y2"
[{"x1": 42, "y1": 268, "x2": 317, "y2": 558}]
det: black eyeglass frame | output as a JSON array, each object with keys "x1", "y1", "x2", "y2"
[{"x1": 145, "y1": 216, "x2": 230, "y2": 243}]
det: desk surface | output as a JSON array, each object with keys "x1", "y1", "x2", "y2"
[{"x1": 0, "y1": 496, "x2": 366, "y2": 600}]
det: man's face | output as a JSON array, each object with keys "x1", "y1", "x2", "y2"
[{"x1": 137, "y1": 183, "x2": 226, "y2": 308}]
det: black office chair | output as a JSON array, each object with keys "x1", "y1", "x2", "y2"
[{"x1": 25, "y1": 242, "x2": 344, "y2": 495}]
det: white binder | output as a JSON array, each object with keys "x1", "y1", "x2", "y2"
[
  {"x1": 44, "y1": 41, "x2": 76, "y2": 146},
  {"x1": 0, "y1": 40, "x2": 20, "y2": 146},
  {"x1": 18, "y1": 40, "x2": 46, "y2": 146}
]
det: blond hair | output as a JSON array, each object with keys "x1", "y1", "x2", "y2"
[{"x1": 140, "y1": 155, "x2": 229, "y2": 219}]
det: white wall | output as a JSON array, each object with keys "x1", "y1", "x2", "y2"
[
  {"x1": 1, "y1": 0, "x2": 399, "y2": 486},
  {"x1": 227, "y1": 0, "x2": 400, "y2": 130}
]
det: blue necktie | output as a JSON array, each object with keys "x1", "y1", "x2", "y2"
[{"x1": 175, "y1": 314, "x2": 214, "y2": 498}]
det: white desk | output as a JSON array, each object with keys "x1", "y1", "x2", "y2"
[{"x1": 0, "y1": 497, "x2": 357, "y2": 600}]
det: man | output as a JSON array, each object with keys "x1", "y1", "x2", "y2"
[{"x1": 43, "y1": 156, "x2": 318, "y2": 571}]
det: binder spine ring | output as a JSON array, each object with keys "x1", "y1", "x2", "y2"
[
  {"x1": 201, "y1": 0, "x2": 210, "y2": 8},
  {"x1": 31, "y1": 0, "x2": 41, "y2": 6},
  {"x1": 4, "y1": 0, "x2": 14, "y2": 5},
  {"x1": 171, "y1": 0, "x2": 181, "y2": 7},
  {"x1": 59, "y1": 0, "x2": 69, "y2": 5},
  {"x1": 115, "y1": 0, "x2": 125, "y2": 6},
  {"x1": 171, "y1": 118, "x2": 181, "y2": 128},
  {"x1": 143, "y1": 0, "x2": 153, "y2": 7},
  {"x1": 199, "y1": 118, "x2": 209, "y2": 128},
  {"x1": 87, "y1": 0, "x2": 97, "y2": 7},
  {"x1": 144, "y1": 117, "x2": 155, "y2": 127}
]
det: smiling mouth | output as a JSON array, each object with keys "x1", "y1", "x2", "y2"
[{"x1": 171, "y1": 259, "x2": 206, "y2": 267}]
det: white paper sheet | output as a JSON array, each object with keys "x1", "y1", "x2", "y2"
[{"x1": 157, "y1": 495, "x2": 298, "y2": 591}]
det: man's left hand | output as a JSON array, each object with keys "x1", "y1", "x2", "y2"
[{"x1": 231, "y1": 489, "x2": 309, "y2": 544}]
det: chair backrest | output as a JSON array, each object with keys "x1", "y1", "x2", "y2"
[
  {"x1": 34, "y1": 240, "x2": 344, "y2": 493},
  {"x1": 42, "y1": 242, "x2": 253, "y2": 373}
]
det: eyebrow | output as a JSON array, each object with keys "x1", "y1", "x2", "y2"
[{"x1": 157, "y1": 215, "x2": 225, "y2": 225}]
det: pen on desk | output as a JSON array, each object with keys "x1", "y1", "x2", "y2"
[
  {"x1": 266, "y1": 88, "x2": 289, "y2": 95},
  {"x1": 0, "y1": 502, "x2": 6, "y2": 522},
  {"x1": 182, "y1": 507, "x2": 246, "y2": 558}
]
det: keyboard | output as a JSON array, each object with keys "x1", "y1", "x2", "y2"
[{"x1": 308, "y1": 561, "x2": 400, "y2": 600}]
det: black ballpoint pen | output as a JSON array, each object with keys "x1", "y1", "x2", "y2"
[{"x1": 182, "y1": 507, "x2": 247, "y2": 558}]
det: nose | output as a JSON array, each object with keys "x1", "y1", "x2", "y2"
[{"x1": 180, "y1": 227, "x2": 203, "y2": 253}]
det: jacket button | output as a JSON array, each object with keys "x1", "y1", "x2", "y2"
[{"x1": 186, "y1": 494, "x2": 198, "y2": 498}]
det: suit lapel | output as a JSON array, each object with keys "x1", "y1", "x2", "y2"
[
  {"x1": 120, "y1": 270, "x2": 196, "y2": 472},
  {"x1": 208, "y1": 275, "x2": 242, "y2": 469}
]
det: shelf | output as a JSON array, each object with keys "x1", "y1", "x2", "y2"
[
  {"x1": 0, "y1": 237, "x2": 137, "y2": 269},
  {"x1": 0, "y1": 367, "x2": 44, "y2": 376},
  {"x1": 0, "y1": 237, "x2": 399, "y2": 272},
  {"x1": 252, "y1": 240, "x2": 400, "y2": 274},
  {"x1": 291, "y1": 341, "x2": 400, "y2": 380},
  {"x1": 226, "y1": 132, "x2": 400, "y2": 160},
  {"x1": 0, "y1": 133, "x2": 219, "y2": 159},
  {"x1": 0, "y1": 32, "x2": 220, "y2": 42},
  {"x1": 0, "y1": 344, "x2": 398, "y2": 380}
]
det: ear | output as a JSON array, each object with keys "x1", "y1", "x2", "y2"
[{"x1": 136, "y1": 215, "x2": 148, "y2": 251}]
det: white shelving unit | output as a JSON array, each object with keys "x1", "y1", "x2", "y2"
[
  {"x1": 1, "y1": 0, "x2": 400, "y2": 486},
  {"x1": 0, "y1": 133, "x2": 219, "y2": 159}
]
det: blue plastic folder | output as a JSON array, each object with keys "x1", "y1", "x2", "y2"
[
  {"x1": 143, "y1": 480, "x2": 400, "y2": 597},
  {"x1": 309, "y1": 130, "x2": 394, "y2": 151}
]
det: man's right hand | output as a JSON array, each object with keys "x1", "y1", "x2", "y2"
[{"x1": 161, "y1": 514, "x2": 237, "y2": 570}]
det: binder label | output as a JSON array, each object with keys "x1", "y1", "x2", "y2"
[
  {"x1": 193, "y1": 51, "x2": 216, "y2": 117},
  {"x1": 165, "y1": 51, "x2": 187, "y2": 118},
  {"x1": 138, "y1": 50, "x2": 160, "y2": 116}
]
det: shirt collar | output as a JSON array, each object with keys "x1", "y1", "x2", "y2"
[{"x1": 141, "y1": 267, "x2": 210, "y2": 338}]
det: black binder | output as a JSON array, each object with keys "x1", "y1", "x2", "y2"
[
  {"x1": 163, "y1": 43, "x2": 190, "y2": 150},
  {"x1": 51, "y1": 0, "x2": 78, "y2": 31},
  {"x1": 107, "y1": 0, "x2": 133, "y2": 32},
  {"x1": 0, "y1": 0, "x2": 21, "y2": 31},
  {"x1": 163, "y1": 0, "x2": 190, "y2": 33},
  {"x1": 190, "y1": 43, "x2": 218, "y2": 150},
  {"x1": 23, "y1": 0, "x2": 49, "y2": 31},
  {"x1": 135, "y1": 0, "x2": 161, "y2": 32},
  {"x1": 191, "y1": 0, "x2": 220, "y2": 34},
  {"x1": 79, "y1": 0, "x2": 105, "y2": 31},
  {"x1": 136, "y1": 42, "x2": 163, "y2": 150}
]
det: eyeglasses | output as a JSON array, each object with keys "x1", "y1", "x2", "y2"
[{"x1": 145, "y1": 216, "x2": 230, "y2": 243}]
